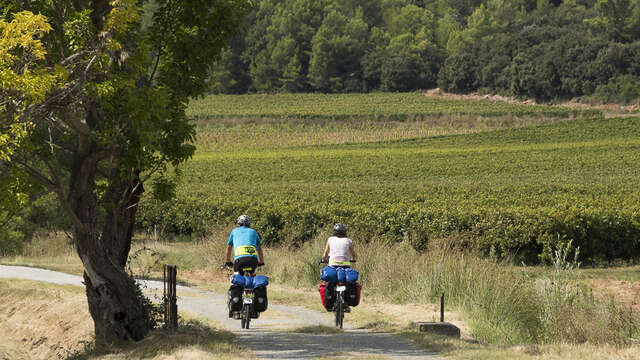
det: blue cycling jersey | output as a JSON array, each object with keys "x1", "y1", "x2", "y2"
[{"x1": 228, "y1": 226, "x2": 261, "y2": 260}]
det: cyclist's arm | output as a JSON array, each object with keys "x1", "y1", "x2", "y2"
[
  {"x1": 322, "y1": 241, "x2": 330, "y2": 262},
  {"x1": 225, "y1": 245, "x2": 233, "y2": 263},
  {"x1": 257, "y1": 246, "x2": 265, "y2": 264},
  {"x1": 349, "y1": 243, "x2": 357, "y2": 262}
]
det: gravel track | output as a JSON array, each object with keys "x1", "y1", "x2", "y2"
[{"x1": 0, "y1": 265, "x2": 436, "y2": 359}]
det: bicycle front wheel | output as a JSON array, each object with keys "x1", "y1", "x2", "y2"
[
  {"x1": 335, "y1": 298, "x2": 343, "y2": 328},
  {"x1": 243, "y1": 305, "x2": 251, "y2": 329}
]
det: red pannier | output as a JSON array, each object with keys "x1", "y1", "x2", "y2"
[{"x1": 318, "y1": 280, "x2": 336, "y2": 311}]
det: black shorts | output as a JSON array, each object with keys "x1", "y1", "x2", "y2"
[{"x1": 234, "y1": 256, "x2": 258, "y2": 275}]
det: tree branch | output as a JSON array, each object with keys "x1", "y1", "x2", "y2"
[{"x1": 12, "y1": 158, "x2": 58, "y2": 191}]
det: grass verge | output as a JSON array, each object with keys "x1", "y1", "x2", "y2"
[
  {"x1": 0, "y1": 279, "x2": 247, "y2": 360},
  {"x1": 402, "y1": 332, "x2": 640, "y2": 360}
]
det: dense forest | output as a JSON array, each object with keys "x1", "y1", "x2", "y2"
[{"x1": 210, "y1": 0, "x2": 640, "y2": 103}]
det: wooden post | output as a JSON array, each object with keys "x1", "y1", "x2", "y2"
[
  {"x1": 164, "y1": 264, "x2": 178, "y2": 329},
  {"x1": 440, "y1": 292, "x2": 445, "y2": 322}
]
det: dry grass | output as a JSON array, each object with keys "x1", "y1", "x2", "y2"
[
  {"x1": 0, "y1": 232, "x2": 83, "y2": 275},
  {"x1": 0, "y1": 279, "x2": 93, "y2": 360},
  {"x1": 263, "y1": 236, "x2": 640, "y2": 345},
  {"x1": 0, "y1": 279, "x2": 247, "y2": 360},
  {"x1": 402, "y1": 332, "x2": 640, "y2": 360},
  {"x1": 88, "y1": 319, "x2": 248, "y2": 360},
  {"x1": 193, "y1": 114, "x2": 572, "y2": 151}
]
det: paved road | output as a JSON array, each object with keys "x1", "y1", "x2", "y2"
[{"x1": 0, "y1": 265, "x2": 436, "y2": 359}]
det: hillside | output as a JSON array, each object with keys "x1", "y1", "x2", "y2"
[{"x1": 210, "y1": 0, "x2": 640, "y2": 104}]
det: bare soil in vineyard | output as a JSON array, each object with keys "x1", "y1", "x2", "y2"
[{"x1": 423, "y1": 88, "x2": 640, "y2": 116}]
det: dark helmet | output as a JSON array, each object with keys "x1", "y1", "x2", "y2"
[
  {"x1": 236, "y1": 214, "x2": 251, "y2": 227},
  {"x1": 333, "y1": 223, "x2": 347, "y2": 236}
]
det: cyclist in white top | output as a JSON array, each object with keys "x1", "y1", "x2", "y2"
[{"x1": 321, "y1": 223, "x2": 357, "y2": 267}]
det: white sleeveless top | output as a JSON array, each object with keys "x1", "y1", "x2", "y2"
[{"x1": 328, "y1": 236, "x2": 352, "y2": 265}]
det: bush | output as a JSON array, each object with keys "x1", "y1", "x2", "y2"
[
  {"x1": 437, "y1": 51, "x2": 478, "y2": 93},
  {"x1": 593, "y1": 75, "x2": 640, "y2": 104}
]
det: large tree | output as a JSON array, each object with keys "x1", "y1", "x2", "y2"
[{"x1": 0, "y1": 0, "x2": 248, "y2": 342}]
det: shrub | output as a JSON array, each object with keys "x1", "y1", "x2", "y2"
[{"x1": 593, "y1": 75, "x2": 640, "y2": 104}]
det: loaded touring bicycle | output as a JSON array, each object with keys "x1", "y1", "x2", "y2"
[{"x1": 318, "y1": 260, "x2": 361, "y2": 328}]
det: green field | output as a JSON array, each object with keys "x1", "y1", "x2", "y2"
[
  {"x1": 191, "y1": 93, "x2": 601, "y2": 151},
  {"x1": 187, "y1": 93, "x2": 596, "y2": 120},
  {"x1": 139, "y1": 95, "x2": 640, "y2": 263}
]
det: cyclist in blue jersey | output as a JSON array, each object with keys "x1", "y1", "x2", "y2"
[{"x1": 225, "y1": 215, "x2": 265, "y2": 275}]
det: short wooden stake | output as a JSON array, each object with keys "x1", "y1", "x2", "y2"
[
  {"x1": 440, "y1": 292, "x2": 445, "y2": 322},
  {"x1": 164, "y1": 264, "x2": 178, "y2": 329}
]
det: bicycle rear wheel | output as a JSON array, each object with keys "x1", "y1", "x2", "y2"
[
  {"x1": 243, "y1": 305, "x2": 251, "y2": 329},
  {"x1": 335, "y1": 298, "x2": 343, "y2": 328}
]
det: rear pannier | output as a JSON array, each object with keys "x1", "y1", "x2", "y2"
[
  {"x1": 228, "y1": 285, "x2": 243, "y2": 311},
  {"x1": 345, "y1": 282, "x2": 361, "y2": 307},
  {"x1": 318, "y1": 280, "x2": 336, "y2": 311},
  {"x1": 253, "y1": 286, "x2": 268, "y2": 312}
]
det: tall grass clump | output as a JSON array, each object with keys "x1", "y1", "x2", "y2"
[
  {"x1": 537, "y1": 241, "x2": 640, "y2": 345},
  {"x1": 265, "y1": 234, "x2": 639, "y2": 345}
]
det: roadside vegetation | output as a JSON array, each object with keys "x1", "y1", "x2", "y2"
[
  {"x1": 0, "y1": 279, "x2": 246, "y2": 360},
  {"x1": 3, "y1": 234, "x2": 640, "y2": 359}
]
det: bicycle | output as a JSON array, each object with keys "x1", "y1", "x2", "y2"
[
  {"x1": 318, "y1": 259, "x2": 356, "y2": 329},
  {"x1": 222, "y1": 262, "x2": 267, "y2": 329}
]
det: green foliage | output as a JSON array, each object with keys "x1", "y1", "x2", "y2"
[
  {"x1": 209, "y1": 0, "x2": 640, "y2": 101},
  {"x1": 308, "y1": 8, "x2": 369, "y2": 92},
  {"x1": 139, "y1": 114, "x2": 640, "y2": 264},
  {"x1": 1, "y1": 0, "x2": 250, "y2": 230},
  {"x1": 0, "y1": 0, "x2": 250, "y2": 340},
  {"x1": 0, "y1": 11, "x2": 60, "y2": 162},
  {"x1": 585, "y1": 0, "x2": 640, "y2": 42},
  {"x1": 592, "y1": 74, "x2": 640, "y2": 104}
]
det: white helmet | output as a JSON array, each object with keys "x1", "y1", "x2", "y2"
[{"x1": 236, "y1": 214, "x2": 251, "y2": 227}]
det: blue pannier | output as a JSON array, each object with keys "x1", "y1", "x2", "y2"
[
  {"x1": 253, "y1": 275, "x2": 269, "y2": 288},
  {"x1": 243, "y1": 275, "x2": 254, "y2": 289},
  {"x1": 345, "y1": 268, "x2": 359, "y2": 283},
  {"x1": 321, "y1": 266, "x2": 338, "y2": 282},
  {"x1": 336, "y1": 267, "x2": 346, "y2": 283},
  {"x1": 230, "y1": 274, "x2": 245, "y2": 287}
]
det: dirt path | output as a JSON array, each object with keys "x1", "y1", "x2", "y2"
[{"x1": 0, "y1": 265, "x2": 436, "y2": 359}]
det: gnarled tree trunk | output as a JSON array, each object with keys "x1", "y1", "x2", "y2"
[
  {"x1": 66, "y1": 103, "x2": 151, "y2": 342},
  {"x1": 72, "y1": 176, "x2": 150, "y2": 342}
]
